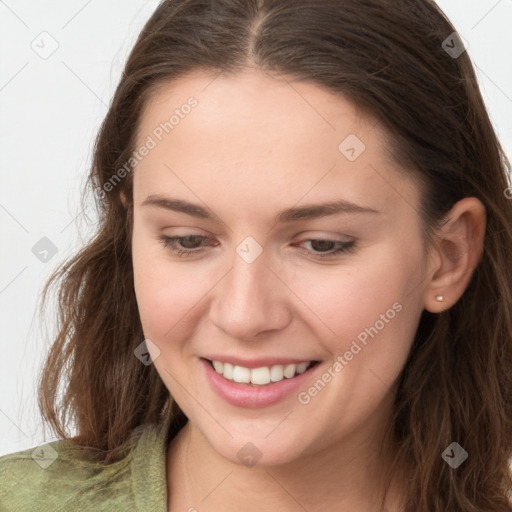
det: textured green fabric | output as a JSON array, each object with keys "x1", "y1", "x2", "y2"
[{"x1": 0, "y1": 415, "x2": 172, "y2": 512}]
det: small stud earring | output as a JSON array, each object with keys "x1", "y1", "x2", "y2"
[{"x1": 435, "y1": 295, "x2": 444, "y2": 302}]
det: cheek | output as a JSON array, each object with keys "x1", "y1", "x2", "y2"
[
  {"x1": 292, "y1": 242, "x2": 423, "y2": 350},
  {"x1": 291, "y1": 245, "x2": 424, "y2": 433},
  {"x1": 132, "y1": 235, "x2": 217, "y2": 344}
]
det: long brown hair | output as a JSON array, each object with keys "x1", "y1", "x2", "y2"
[{"x1": 37, "y1": 0, "x2": 512, "y2": 510}]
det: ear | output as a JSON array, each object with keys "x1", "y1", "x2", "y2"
[
  {"x1": 423, "y1": 197, "x2": 486, "y2": 313},
  {"x1": 120, "y1": 190, "x2": 128, "y2": 208}
]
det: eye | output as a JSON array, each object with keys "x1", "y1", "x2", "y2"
[
  {"x1": 158, "y1": 235, "x2": 356, "y2": 259},
  {"x1": 295, "y1": 239, "x2": 356, "y2": 259},
  {"x1": 158, "y1": 235, "x2": 215, "y2": 257}
]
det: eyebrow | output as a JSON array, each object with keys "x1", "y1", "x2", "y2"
[{"x1": 140, "y1": 194, "x2": 381, "y2": 223}]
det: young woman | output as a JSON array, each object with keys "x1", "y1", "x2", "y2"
[{"x1": 1, "y1": 1, "x2": 511, "y2": 511}]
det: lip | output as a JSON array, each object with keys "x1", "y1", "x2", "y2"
[
  {"x1": 201, "y1": 355, "x2": 315, "y2": 369},
  {"x1": 201, "y1": 357, "x2": 320, "y2": 409}
]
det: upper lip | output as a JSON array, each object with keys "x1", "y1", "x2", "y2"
[{"x1": 202, "y1": 355, "x2": 318, "y2": 369}]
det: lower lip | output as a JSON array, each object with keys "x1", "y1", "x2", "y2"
[{"x1": 201, "y1": 358, "x2": 319, "y2": 409}]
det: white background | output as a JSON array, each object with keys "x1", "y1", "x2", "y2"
[{"x1": 1, "y1": 0, "x2": 511, "y2": 456}]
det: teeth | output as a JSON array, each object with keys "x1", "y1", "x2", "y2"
[
  {"x1": 270, "y1": 365, "x2": 284, "y2": 382},
  {"x1": 296, "y1": 361, "x2": 309, "y2": 374},
  {"x1": 250, "y1": 367, "x2": 271, "y2": 385},
  {"x1": 212, "y1": 360, "x2": 224, "y2": 373},
  {"x1": 210, "y1": 360, "x2": 313, "y2": 385},
  {"x1": 223, "y1": 362, "x2": 234, "y2": 380},
  {"x1": 232, "y1": 365, "x2": 250, "y2": 383},
  {"x1": 283, "y1": 364, "x2": 296, "y2": 378}
]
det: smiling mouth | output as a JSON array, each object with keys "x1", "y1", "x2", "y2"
[{"x1": 205, "y1": 358, "x2": 320, "y2": 386}]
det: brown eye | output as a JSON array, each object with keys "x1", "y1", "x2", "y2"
[
  {"x1": 176, "y1": 235, "x2": 205, "y2": 249},
  {"x1": 159, "y1": 235, "x2": 214, "y2": 257},
  {"x1": 309, "y1": 239, "x2": 336, "y2": 252},
  {"x1": 297, "y1": 239, "x2": 356, "y2": 259}
]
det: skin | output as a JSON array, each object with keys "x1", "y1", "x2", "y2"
[{"x1": 127, "y1": 67, "x2": 486, "y2": 511}]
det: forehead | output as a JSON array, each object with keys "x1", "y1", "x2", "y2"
[
  {"x1": 138, "y1": 67, "x2": 371, "y2": 146},
  {"x1": 134, "y1": 68, "x2": 420, "y2": 219}
]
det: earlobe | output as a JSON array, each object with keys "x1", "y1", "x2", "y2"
[
  {"x1": 423, "y1": 197, "x2": 486, "y2": 313},
  {"x1": 120, "y1": 190, "x2": 128, "y2": 208}
]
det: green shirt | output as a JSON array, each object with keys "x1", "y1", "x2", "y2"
[{"x1": 0, "y1": 414, "x2": 175, "y2": 511}]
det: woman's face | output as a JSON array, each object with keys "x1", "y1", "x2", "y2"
[{"x1": 131, "y1": 68, "x2": 432, "y2": 466}]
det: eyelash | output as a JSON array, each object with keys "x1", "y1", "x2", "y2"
[{"x1": 158, "y1": 235, "x2": 356, "y2": 259}]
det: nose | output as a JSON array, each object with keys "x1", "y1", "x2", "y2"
[{"x1": 208, "y1": 243, "x2": 292, "y2": 341}]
